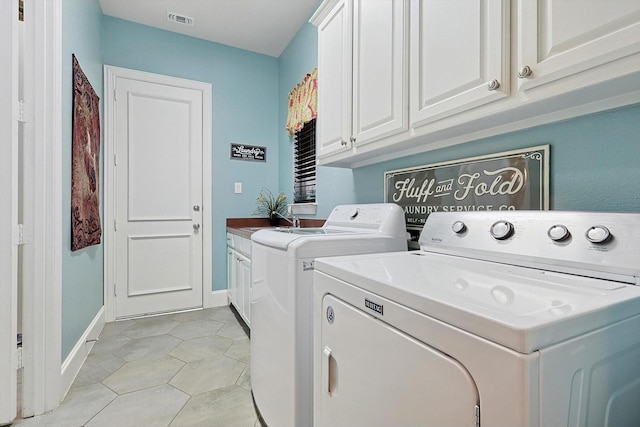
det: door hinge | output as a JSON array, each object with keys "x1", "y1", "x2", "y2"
[
  {"x1": 113, "y1": 153, "x2": 117, "y2": 166},
  {"x1": 16, "y1": 347, "x2": 23, "y2": 369},
  {"x1": 17, "y1": 346, "x2": 31, "y2": 369},
  {"x1": 475, "y1": 404, "x2": 480, "y2": 427},
  {"x1": 113, "y1": 219, "x2": 117, "y2": 231},
  {"x1": 114, "y1": 88, "x2": 117, "y2": 102},
  {"x1": 15, "y1": 100, "x2": 33, "y2": 123},
  {"x1": 12, "y1": 223, "x2": 30, "y2": 245},
  {"x1": 113, "y1": 283, "x2": 117, "y2": 297}
]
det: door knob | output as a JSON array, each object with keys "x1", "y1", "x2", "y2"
[{"x1": 193, "y1": 223, "x2": 201, "y2": 230}]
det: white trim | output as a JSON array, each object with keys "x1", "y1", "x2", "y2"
[
  {"x1": 19, "y1": 0, "x2": 63, "y2": 416},
  {"x1": 0, "y1": 0, "x2": 19, "y2": 423},
  {"x1": 204, "y1": 289, "x2": 229, "y2": 308},
  {"x1": 60, "y1": 307, "x2": 105, "y2": 400},
  {"x1": 202, "y1": 82, "x2": 213, "y2": 309},
  {"x1": 103, "y1": 65, "x2": 213, "y2": 322}
]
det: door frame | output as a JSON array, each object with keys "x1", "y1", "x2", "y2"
[
  {"x1": 103, "y1": 66, "x2": 213, "y2": 322},
  {"x1": 7, "y1": 0, "x2": 64, "y2": 418},
  {"x1": 0, "y1": 0, "x2": 19, "y2": 422}
]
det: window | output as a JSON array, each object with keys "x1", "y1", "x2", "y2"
[{"x1": 293, "y1": 118, "x2": 316, "y2": 203}]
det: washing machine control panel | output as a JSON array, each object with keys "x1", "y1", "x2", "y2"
[
  {"x1": 323, "y1": 204, "x2": 407, "y2": 238},
  {"x1": 419, "y1": 211, "x2": 640, "y2": 280}
]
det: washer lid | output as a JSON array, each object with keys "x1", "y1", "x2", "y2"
[
  {"x1": 251, "y1": 227, "x2": 356, "y2": 250},
  {"x1": 315, "y1": 251, "x2": 640, "y2": 353}
]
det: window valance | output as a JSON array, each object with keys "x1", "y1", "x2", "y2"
[{"x1": 286, "y1": 67, "x2": 317, "y2": 136}]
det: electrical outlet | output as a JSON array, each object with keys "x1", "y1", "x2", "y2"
[{"x1": 234, "y1": 182, "x2": 242, "y2": 194}]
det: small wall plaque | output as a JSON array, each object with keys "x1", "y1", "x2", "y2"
[{"x1": 230, "y1": 143, "x2": 266, "y2": 162}]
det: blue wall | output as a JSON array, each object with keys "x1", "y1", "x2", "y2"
[
  {"x1": 102, "y1": 17, "x2": 280, "y2": 292},
  {"x1": 61, "y1": 0, "x2": 104, "y2": 360},
  {"x1": 351, "y1": 104, "x2": 640, "y2": 211}
]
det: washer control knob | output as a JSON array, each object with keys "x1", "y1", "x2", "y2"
[
  {"x1": 585, "y1": 225, "x2": 611, "y2": 244},
  {"x1": 547, "y1": 224, "x2": 570, "y2": 242},
  {"x1": 490, "y1": 221, "x2": 514, "y2": 240},
  {"x1": 452, "y1": 221, "x2": 466, "y2": 234}
]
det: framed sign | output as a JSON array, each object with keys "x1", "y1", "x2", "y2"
[
  {"x1": 230, "y1": 143, "x2": 266, "y2": 162},
  {"x1": 384, "y1": 145, "x2": 549, "y2": 230}
]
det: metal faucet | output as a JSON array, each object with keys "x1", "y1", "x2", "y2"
[{"x1": 272, "y1": 210, "x2": 301, "y2": 228}]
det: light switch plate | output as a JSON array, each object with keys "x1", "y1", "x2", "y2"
[{"x1": 234, "y1": 182, "x2": 242, "y2": 194}]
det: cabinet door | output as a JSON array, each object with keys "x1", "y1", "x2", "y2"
[
  {"x1": 228, "y1": 248, "x2": 243, "y2": 315},
  {"x1": 352, "y1": 0, "x2": 408, "y2": 146},
  {"x1": 227, "y1": 248, "x2": 236, "y2": 306},
  {"x1": 409, "y1": 0, "x2": 509, "y2": 127},
  {"x1": 240, "y1": 255, "x2": 252, "y2": 326},
  {"x1": 316, "y1": 0, "x2": 353, "y2": 158},
  {"x1": 517, "y1": 0, "x2": 640, "y2": 91}
]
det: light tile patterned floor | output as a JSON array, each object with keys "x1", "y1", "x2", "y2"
[{"x1": 13, "y1": 306, "x2": 259, "y2": 427}]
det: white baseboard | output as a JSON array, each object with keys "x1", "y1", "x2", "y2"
[
  {"x1": 204, "y1": 289, "x2": 229, "y2": 308},
  {"x1": 60, "y1": 306, "x2": 105, "y2": 400}
]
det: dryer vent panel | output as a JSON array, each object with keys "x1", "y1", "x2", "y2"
[{"x1": 167, "y1": 12, "x2": 194, "y2": 27}]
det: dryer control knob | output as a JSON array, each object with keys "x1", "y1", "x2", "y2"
[
  {"x1": 547, "y1": 225, "x2": 570, "y2": 242},
  {"x1": 585, "y1": 225, "x2": 611, "y2": 244},
  {"x1": 452, "y1": 221, "x2": 466, "y2": 234},
  {"x1": 490, "y1": 220, "x2": 514, "y2": 240}
]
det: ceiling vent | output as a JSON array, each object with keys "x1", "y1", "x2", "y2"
[{"x1": 167, "y1": 12, "x2": 195, "y2": 27}]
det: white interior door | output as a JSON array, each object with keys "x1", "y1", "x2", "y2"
[
  {"x1": 0, "y1": 0, "x2": 19, "y2": 423},
  {"x1": 318, "y1": 294, "x2": 480, "y2": 427},
  {"x1": 112, "y1": 72, "x2": 205, "y2": 319}
]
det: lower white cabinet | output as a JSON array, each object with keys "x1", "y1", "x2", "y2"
[{"x1": 227, "y1": 233, "x2": 252, "y2": 327}]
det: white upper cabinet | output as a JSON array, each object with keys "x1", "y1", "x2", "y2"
[
  {"x1": 410, "y1": 0, "x2": 510, "y2": 127},
  {"x1": 516, "y1": 0, "x2": 640, "y2": 91},
  {"x1": 352, "y1": 0, "x2": 408, "y2": 146},
  {"x1": 312, "y1": 0, "x2": 408, "y2": 159},
  {"x1": 311, "y1": 0, "x2": 640, "y2": 167},
  {"x1": 314, "y1": 0, "x2": 353, "y2": 158}
]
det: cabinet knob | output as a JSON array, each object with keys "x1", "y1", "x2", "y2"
[
  {"x1": 193, "y1": 223, "x2": 200, "y2": 230},
  {"x1": 487, "y1": 79, "x2": 501, "y2": 91},
  {"x1": 340, "y1": 139, "x2": 347, "y2": 147},
  {"x1": 193, "y1": 204, "x2": 200, "y2": 211},
  {"x1": 518, "y1": 65, "x2": 533, "y2": 78},
  {"x1": 350, "y1": 136, "x2": 356, "y2": 144}
]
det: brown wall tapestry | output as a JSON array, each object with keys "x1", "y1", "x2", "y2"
[{"x1": 71, "y1": 54, "x2": 102, "y2": 251}]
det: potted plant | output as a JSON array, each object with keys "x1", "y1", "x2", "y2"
[{"x1": 255, "y1": 189, "x2": 288, "y2": 226}]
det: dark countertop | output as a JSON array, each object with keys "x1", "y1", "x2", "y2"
[{"x1": 226, "y1": 217, "x2": 326, "y2": 240}]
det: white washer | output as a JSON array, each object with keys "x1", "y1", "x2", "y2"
[
  {"x1": 250, "y1": 203, "x2": 407, "y2": 427},
  {"x1": 313, "y1": 211, "x2": 640, "y2": 427}
]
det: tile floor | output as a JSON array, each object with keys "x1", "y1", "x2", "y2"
[{"x1": 13, "y1": 306, "x2": 260, "y2": 427}]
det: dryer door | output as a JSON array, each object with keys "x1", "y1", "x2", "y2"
[{"x1": 318, "y1": 294, "x2": 480, "y2": 427}]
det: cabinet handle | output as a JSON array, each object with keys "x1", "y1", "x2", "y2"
[
  {"x1": 340, "y1": 139, "x2": 347, "y2": 147},
  {"x1": 487, "y1": 79, "x2": 501, "y2": 91},
  {"x1": 518, "y1": 65, "x2": 533, "y2": 78}
]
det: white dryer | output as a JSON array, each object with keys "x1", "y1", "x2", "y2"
[
  {"x1": 250, "y1": 203, "x2": 407, "y2": 427},
  {"x1": 313, "y1": 211, "x2": 640, "y2": 427}
]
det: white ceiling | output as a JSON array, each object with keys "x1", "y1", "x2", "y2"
[{"x1": 98, "y1": 0, "x2": 321, "y2": 57}]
